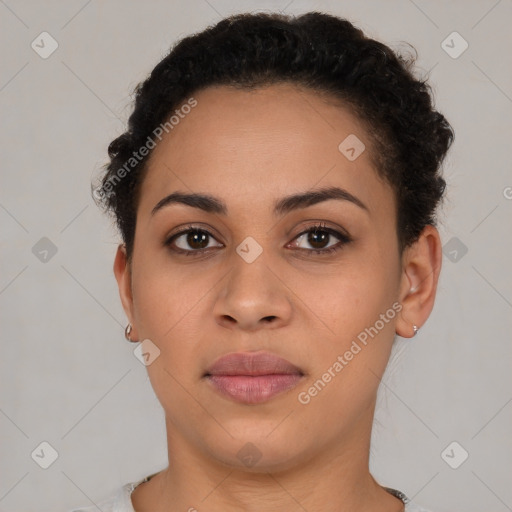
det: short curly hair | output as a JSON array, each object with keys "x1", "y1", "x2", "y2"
[{"x1": 94, "y1": 11, "x2": 454, "y2": 260}]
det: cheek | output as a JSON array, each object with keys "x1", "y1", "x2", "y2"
[
  {"x1": 130, "y1": 250, "x2": 220, "y2": 342},
  {"x1": 297, "y1": 256, "x2": 397, "y2": 338},
  {"x1": 129, "y1": 250, "x2": 230, "y2": 399},
  {"x1": 129, "y1": 262, "x2": 209, "y2": 413},
  {"x1": 292, "y1": 270, "x2": 398, "y2": 425},
  {"x1": 295, "y1": 245, "x2": 399, "y2": 375}
]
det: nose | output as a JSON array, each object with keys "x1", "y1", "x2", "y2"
[{"x1": 213, "y1": 251, "x2": 293, "y2": 332}]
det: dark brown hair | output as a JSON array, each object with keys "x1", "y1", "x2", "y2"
[{"x1": 94, "y1": 11, "x2": 454, "y2": 259}]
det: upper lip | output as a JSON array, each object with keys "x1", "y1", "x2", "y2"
[{"x1": 205, "y1": 351, "x2": 304, "y2": 377}]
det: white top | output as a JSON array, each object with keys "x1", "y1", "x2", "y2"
[{"x1": 68, "y1": 474, "x2": 434, "y2": 512}]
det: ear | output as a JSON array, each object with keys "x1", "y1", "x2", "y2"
[
  {"x1": 113, "y1": 244, "x2": 139, "y2": 341},
  {"x1": 395, "y1": 225, "x2": 442, "y2": 338}
]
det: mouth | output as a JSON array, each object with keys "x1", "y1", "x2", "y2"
[{"x1": 204, "y1": 351, "x2": 305, "y2": 405}]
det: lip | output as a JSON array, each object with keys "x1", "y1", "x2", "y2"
[{"x1": 204, "y1": 352, "x2": 304, "y2": 404}]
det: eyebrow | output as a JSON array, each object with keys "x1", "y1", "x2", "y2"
[{"x1": 151, "y1": 185, "x2": 369, "y2": 217}]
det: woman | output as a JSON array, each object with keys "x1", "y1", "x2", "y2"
[{"x1": 72, "y1": 11, "x2": 454, "y2": 512}]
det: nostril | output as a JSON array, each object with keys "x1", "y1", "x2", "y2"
[{"x1": 263, "y1": 316, "x2": 277, "y2": 322}]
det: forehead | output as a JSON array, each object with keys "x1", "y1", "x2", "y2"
[{"x1": 138, "y1": 83, "x2": 393, "y2": 219}]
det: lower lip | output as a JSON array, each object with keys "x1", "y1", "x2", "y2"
[{"x1": 206, "y1": 374, "x2": 303, "y2": 404}]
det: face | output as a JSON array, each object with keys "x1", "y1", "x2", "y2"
[{"x1": 115, "y1": 83, "x2": 432, "y2": 472}]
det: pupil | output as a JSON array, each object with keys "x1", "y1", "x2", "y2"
[
  {"x1": 187, "y1": 230, "x2": 208, "y2": 249},
  {"x1": 308, "y1": 230, "x2": 328, "y2": 249}
]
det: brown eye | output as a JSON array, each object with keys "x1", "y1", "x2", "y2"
[
  {"x1": 306, "y1": 229, "x2": 331, "y2": 249},
  {"x1": 184, "y1": 230, "x2": 209, "y2": 250},
  {"x1": 290, "y1": 224, "x2": 352, "y2": 255},
  {"x1": 166, "y1": 228, "x2": 223, "y2": 254}
]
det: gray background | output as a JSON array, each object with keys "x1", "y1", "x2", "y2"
[{"x1": 1, "y1": 1, "x2": 511, "y2": 511}]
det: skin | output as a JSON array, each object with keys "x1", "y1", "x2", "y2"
[{"x1": 114, "y1": 83, "x2": 442, "y2": 512}]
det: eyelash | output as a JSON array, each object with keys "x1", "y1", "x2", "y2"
[{"x1": 164, "y1": 222, "x2": 352, "y2": 257}]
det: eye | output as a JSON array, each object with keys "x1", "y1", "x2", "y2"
[
  {"x1": 164, "y1": 222, "x2": 351, "y2": 257},
  {"x1": 289, "y1": 223, "x2": 351, "y2": 255},
  {"x1": 165, "y1": 225, "x2": 223, "y2": 255}
]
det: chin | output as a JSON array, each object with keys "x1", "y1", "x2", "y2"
[{"x1": 202, "y1": 426, "x2": 313, "y2": 474}]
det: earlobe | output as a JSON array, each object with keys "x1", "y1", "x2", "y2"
[
  {"x1": 113, "y1": 244, "x2": 139, "y2": 340},
  {"x1": 395, "y1": 225, "x2": 442, "y2": 338}
]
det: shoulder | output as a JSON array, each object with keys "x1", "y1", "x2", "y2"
[
  {"x1": 405, "y1": 501, "x2": 435, "y2": 512},
  {"x1": 384, "y1": 487, "x2": 434, "y2": 512},
  {"x1": 385, "y1": 487, "x2": 434, "y2": 512},
  {"x1": 67, "y1": 495, "x2": 115, "y2": 512},
  {"x1": 67, "y1": 481, "x2": 138, "y2": 512}
]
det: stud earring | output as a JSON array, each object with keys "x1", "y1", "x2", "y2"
[{"x1": 412, "y1": 325, "x2": 419, "y2": 336}]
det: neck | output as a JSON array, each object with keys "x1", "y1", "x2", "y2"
[{"x1": 132, "y1": 403, "x2": 404, "y2": 512}]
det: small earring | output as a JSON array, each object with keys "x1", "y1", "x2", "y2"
[
  {"x1": 125, "y1": 323, "x2": 137, "y2": 342},
  {"x1": 412, "y1": 325, "x2": 419, "y2": 336}
]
